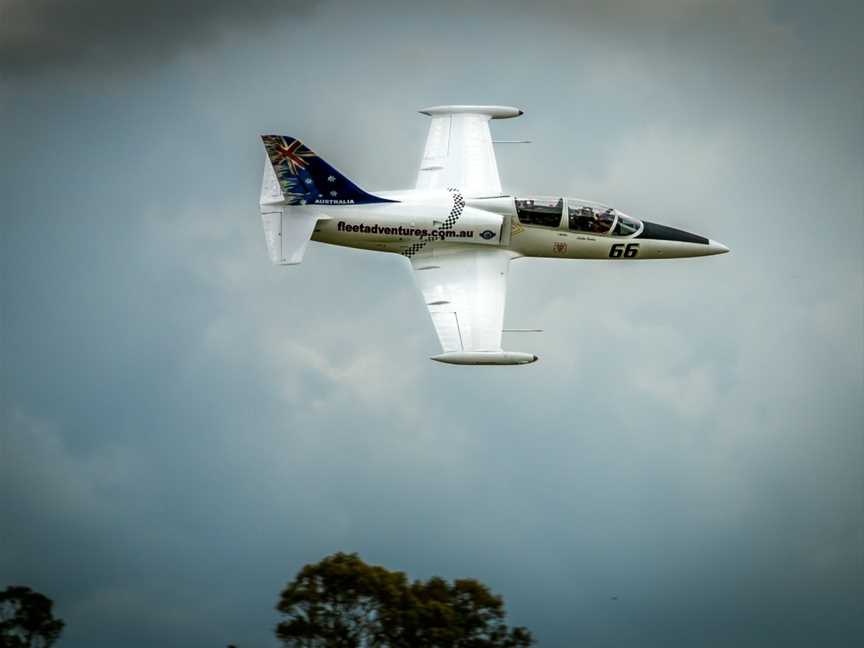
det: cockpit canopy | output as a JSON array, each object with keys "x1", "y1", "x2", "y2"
[{"x1": 515, "y1": 196, "x2": 642, "y2": 237}]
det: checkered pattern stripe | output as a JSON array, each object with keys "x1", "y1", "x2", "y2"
[{"x1": 402, "y1": 189, "x2": 465, "y2": 258}]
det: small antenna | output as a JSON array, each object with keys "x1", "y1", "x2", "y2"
[
  {"x1": 503, "y1": 328, "x2": 543, "y2": 333},
  {"x1": 493, "y1": 140, "x2": 532, "y2": 144}
]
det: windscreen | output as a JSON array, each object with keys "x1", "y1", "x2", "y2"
[{"x1": 613, "y1": 213, "x2": 642, "y2": 236}]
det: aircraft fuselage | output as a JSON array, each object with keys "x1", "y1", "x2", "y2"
[{"x1": 304, "y1": 190, "x2": 728, "y2": 261}]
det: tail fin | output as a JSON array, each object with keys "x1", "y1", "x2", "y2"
[{"x1": 261, "y1": 135, "x2": 395, "y2": 206}]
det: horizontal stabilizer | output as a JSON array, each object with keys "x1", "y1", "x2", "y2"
[
  {"x1": 430, "y1": 351, "x2": 538, "y2": 366},
  {"x1": 260, "y1": 208, "x2": 318, "y2": 265}
]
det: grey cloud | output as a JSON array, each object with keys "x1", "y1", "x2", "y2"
[
  {"x1": 2, "y1": 1, "x2": 862, "y2": 647},
  {"x1": 0, "y1": 0, "x2": 315, "y2": 75}
]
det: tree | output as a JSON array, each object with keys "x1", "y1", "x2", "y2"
[
  {"x1": 0, "y1": 586, "x2": 65, "y2": 648},
  {"x1": 275, "y1": 553, "x2": 534, "y2": 648}
]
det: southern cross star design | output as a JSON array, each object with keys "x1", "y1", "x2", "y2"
[{"x1": 272, "y1": 138, "x2": 315, "y2": 174}]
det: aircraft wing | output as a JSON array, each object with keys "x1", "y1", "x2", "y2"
[
  {"x1": 415, "y1": 105, "x2": 522, "y2": 198},
  {"x1": 410, "y1": 245, "x2": 536, "y2": 365}
]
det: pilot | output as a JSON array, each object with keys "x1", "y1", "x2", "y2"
[
  {"x1": 589, "y1": 208, "x2": 613, "y2": 233},
  {"x1": 589, "y1": 210, "x2": 606, "y2": 233}
]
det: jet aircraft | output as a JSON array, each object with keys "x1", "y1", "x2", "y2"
[{"x1": 258, "y1": 105, "x2": 728, "y2": 365}]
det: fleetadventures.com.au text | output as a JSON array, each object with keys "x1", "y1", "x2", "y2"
[{"x1": 336, "y1": 221, "x2": 474, "y2": 240}]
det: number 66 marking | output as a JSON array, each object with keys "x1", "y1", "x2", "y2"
[{"x1": 609, "y1": 243, "x2": 639, "y2": 258}]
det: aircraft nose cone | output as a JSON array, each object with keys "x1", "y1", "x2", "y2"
[{"x1": 708, "y1": 239, "x2": 730, "y2": 255}]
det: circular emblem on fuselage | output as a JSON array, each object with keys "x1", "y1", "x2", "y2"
[{"x1": 480, "y1": 230, "x2": 496, "y2": 240}]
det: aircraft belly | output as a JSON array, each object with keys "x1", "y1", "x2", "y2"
[
  {"x1": 509, "y1": 229, "x2": 609, "y2": 259},
  {"x1": 312, "y1": 227, "x2": 405, "y2": 253},
  {"x1": 311, "y1": 201, "x2": 505, "y2": 254},
  {"x1": 508, "y1": 229, "x2": 720, "y2": 260}
]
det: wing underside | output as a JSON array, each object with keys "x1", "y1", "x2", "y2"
[
  {"x1": 415, "y1": 105, "x2": 522, "y2": 198},
  {"x1": 410, "y1": 245, "x2": 535, "y2": 365}
]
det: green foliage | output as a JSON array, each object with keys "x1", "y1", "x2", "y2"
[
  {"x1": 275, "y1": 553, "x2": 534, "y2": 648},
  {"x1": 0, "y1": 586, "x2": 65, "y2": 648}
]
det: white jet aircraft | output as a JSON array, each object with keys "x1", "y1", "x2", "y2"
[{"x1": 258, "y1": 105, "x2": 729, "y2": 365}]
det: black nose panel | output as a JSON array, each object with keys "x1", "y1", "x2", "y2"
[{"x1": 637, "y1": 221, "x2": 709, "y2": 245}]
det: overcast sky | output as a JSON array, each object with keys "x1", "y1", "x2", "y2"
[{"x1": 2, "y1": 1, "x2": 862, "y2": 646}]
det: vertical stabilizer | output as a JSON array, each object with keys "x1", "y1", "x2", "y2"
[{"x1": 261, "y1": 135, "x2": 396, "y2": 206}]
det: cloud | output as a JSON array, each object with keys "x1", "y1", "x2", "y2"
[
  {"x1": 1, "y1": 1, "x2": 862, "y2": 647},
  {"x1": 0, "y1": 0, "x2": 315, "y2": 75}
]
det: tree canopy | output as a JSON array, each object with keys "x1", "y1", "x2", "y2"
[
  {"x1": 0, "y1": 586, "x2": 65, "y2": 648},
  {"x1": 275, "y1": 553, "x2": 534, "y2": 648}
]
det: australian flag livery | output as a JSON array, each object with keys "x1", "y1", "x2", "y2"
[{"x1": 262, "y1": 135, "x2": 396, "y2": 206}]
